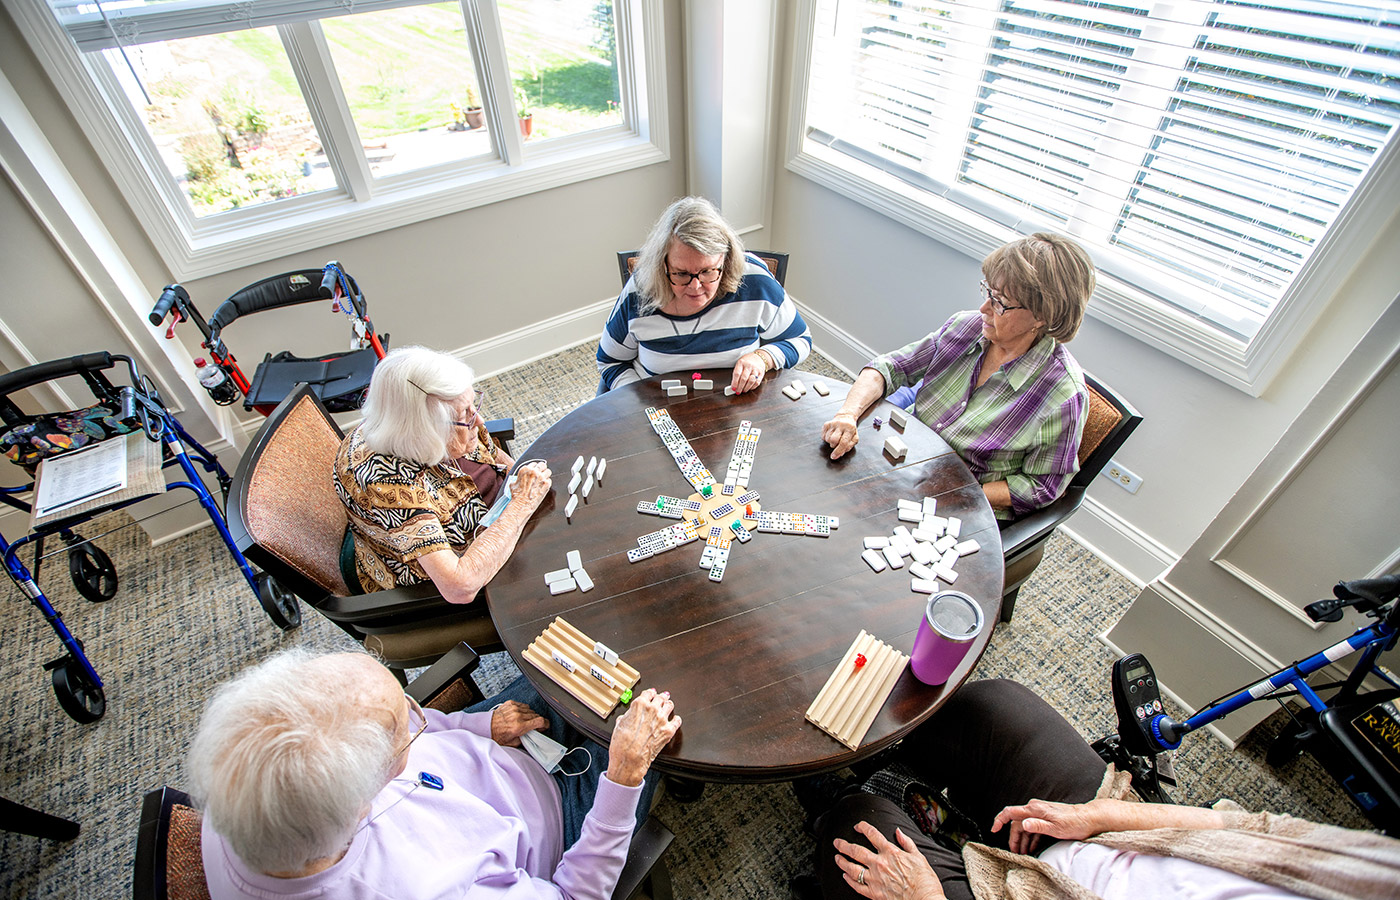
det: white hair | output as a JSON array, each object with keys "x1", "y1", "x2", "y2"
[
  {"x1": 359, "y1": 346, "x2": 475, "y2": 465},
  {"x1": 186, "y1": 649, "x2": 396, "y2": 874}
]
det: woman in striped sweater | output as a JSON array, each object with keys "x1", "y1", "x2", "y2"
[{"x1": 596, "y1": 196, "x2": 811, "y2": 394}]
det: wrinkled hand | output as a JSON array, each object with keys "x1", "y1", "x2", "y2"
[
  {"x1": 991, "y1": 798, "x2": 1106, "y2": 856},
  {"x1": 509, "y1": 461, "x2": 552, "y2": 511},
  {"x1": 606, "y1": 688, "x2": 681, "y2": 787},
  {"x1": 822, "y1": 413, "x2": 859, "y2": 460},
  {"x1": 490, "y1": 701, "x2": 548, "y2": 747},
  {"x1": 730, "y1": 352, "x2": 768, "y2": 394},
  {"x1": 833, "y1": 822, "x2": 944, "y2": 900}
]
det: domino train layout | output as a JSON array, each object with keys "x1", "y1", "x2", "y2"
[
  {"x1": 859, "y1": 496, "x2": 981, "y2": 592},
  {"x1": 627, "y1": 407, "x2": 839, "y2": 581}
]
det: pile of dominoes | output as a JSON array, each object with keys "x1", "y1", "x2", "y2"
[
  {"x1": 659, "y1": 374, "x2": 716, "y2": 396},
  {"x1": 860, "y1": 497, "x2": 980, "y2": 592},
  {"x1": 543, "y1": 549, "x2": 595, "y2": 595},
  {"x1": 563, "y1": 454, "x2": 606, "y2": 522},
  {"x1": 781, "y1": 378, "x2": 831, "y2": 401}
]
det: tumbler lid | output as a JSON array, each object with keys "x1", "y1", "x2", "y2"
[{"x1": 925, "y1": 591, "x2": 984, "y2": 641}]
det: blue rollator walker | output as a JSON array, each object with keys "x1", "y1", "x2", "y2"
[
  {"x1": 0, "y1": 352, "x2": 300, "y2": 724},
  {"x1": 1097, "y1": 574, "x2": 1400, "y2": 835}
]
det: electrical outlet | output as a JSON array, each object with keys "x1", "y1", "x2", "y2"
[{"x1": 1103, "y1": 459, "x2": 1142, "y2": 494}]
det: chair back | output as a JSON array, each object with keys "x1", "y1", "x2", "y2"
[
  {"x1": 616, "y1": 250, "x2": 789, "y2": 289},
  {"x1": 1070, "y1": 373, "x2": 1142, "y2": 490},
  {"x1": 226, "y1": 384, "x2": 351, "y2": 600}
]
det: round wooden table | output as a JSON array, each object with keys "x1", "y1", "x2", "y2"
[{"x1": 487, "y1": 369, "x2": 1003, "y2": 783}]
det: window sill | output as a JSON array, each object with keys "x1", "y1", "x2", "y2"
[{"x1": 169, "y1": 131, "x2": 669, "y2": 280}]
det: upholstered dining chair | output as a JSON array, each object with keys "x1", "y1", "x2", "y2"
[
  {"x1": 225, "y1": 383, "x2": 515, "y2": 672},
  {"x1": 999, "y1": 372, "x2": 1142, "y2": 622},
  {"x1": 616, "y1": 249, "x2": 789, "y2": 289},
  {"x1": 132, "y1": 643, "x2": 675, "y2": 900}
]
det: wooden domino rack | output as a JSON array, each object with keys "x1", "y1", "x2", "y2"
[
  {"x1": 805, "y1": 631, "x2": 909, "y2": 749},
  {"x1": 524, "y1": 617, "x2": 640, "y2": 718}
]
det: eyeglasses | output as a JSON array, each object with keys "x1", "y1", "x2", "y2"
[
  {"x1": 666, "y1": 263, "x2": 722, "y2": 287},
  {"x1": 394, "y1": 693, "x2": 428, "y2": 758},
  {"x1": 452, "y1": 389, "x2": 487, "y2": 429},
  {"x1": 980, "y1": 280, "x2": 1026, "y2": 316}
]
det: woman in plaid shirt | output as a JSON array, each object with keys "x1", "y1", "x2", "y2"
[{"x1": 821, "y1": 234, "x2": 1094, "y2": 522}]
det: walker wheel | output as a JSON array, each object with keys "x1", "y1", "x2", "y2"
[
  {"x1": 256, "y1": 572, "x2": 302, "y2": 631},
  {"x1": 68, "y1": 542, "x2": 118, "y2": 603},
  {"x1": 51, "y1": 656, "x2": 106, "y2": 723}
]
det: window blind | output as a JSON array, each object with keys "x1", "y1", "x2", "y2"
[
  {"x1": 806, "y1": 0, "x2": 1400, "y2": 339},
  {"x1": 51, "y1": 0, "x2": 435, "y2": 51}
]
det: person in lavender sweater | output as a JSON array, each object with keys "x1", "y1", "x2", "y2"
[
  {"x1": 188, "y1": 649, "x2": 681, "y2": 900},
  {"x1": 820, "y1": 234, "x2": 1094, "y2": 522}
]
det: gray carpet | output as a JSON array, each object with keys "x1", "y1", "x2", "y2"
[{"x1": 0, "y1": 344, "x2": 1366, "y2": 900}]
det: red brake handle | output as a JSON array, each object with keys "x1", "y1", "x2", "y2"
[{"x1": 164, "y1": 309, "x2": 185, "y2": 340}]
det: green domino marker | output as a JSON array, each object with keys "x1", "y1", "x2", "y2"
[
  {"x1": 657, "y1": 499, "x2": 665, "y2": 510},
  {"x1": 619, "y1": 689, "x2": 633, "y2": 704}
]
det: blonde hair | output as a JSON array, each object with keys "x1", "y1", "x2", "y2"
[
  {"x1": 632, "y1": 197, "x2": 747, "y2": 313},
  {"x1": 981, "y1": 233, "x2": 1095, "y2": 343},
  {"x1": 359, "y1": 346, "x2": 474, "y2": 465}
]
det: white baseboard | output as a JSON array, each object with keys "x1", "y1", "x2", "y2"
[
  {"x1": 1062, "y1": 495, "x2": 1177, "y2": 588},
  {"x1": 448, "y1": 297, "x2": 616, "y2": 381},
  {"x1": 793, "y1": 296, "x2": 869, "y2": 378}
]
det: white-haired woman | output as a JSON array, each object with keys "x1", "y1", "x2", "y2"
[
  {"x1": 190, "y1": 649, "x2": 682, "y2": 900},
  {"x1": 597, "y1": 196, "x2": 812, "y2": 395},
  {"x1": 334, "y1": 346, "x2": 551, "y2": 604}
]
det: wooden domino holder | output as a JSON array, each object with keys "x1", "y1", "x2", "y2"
[
  {"x1": 524, "y1": 617, "x2": 640, "y2": 718},
  {"x1": 805, "y1": 631, "x2": 909, "y2": 749}
]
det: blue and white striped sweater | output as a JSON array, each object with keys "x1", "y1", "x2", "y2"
[{"x1": 596, "y1": 255, "x2": 811, "y2": 392}]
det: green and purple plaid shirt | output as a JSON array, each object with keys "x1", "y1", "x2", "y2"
[{"x1": 869, "y1": 311, "x2": 1087, "y2": 520}]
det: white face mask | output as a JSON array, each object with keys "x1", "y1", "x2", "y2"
[{"x1": 519, "y1": 729, "x2": 591, "y2": 777}]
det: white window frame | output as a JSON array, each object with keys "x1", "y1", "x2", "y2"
[
  {"x1": 785, "y1": 0, "x2": 1400, "y2": 396},
  {"x1": 5, "y1": 0, "x2": 669, "y2": 281}
]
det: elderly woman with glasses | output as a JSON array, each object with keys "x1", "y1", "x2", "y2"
[
  {"x1": 597, "y1": 196, "x2": 812, "y2": 395},
  {"x1": 821, "y1": 233, "x2": 1094, "y2": 521},
  {"x1": 190, "y1": 649, "x2": 682, "y2": 900},
  {"x1": 334, "y1": 346, "x2": 551, "y2": 604}
]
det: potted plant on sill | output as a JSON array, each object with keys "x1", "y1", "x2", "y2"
[
  {"x1": 514, "y1": 85, "x2": 533, "y2": 139},
  {"x1": 462, "y1": 83, "x2": 485, "y2": 130}
]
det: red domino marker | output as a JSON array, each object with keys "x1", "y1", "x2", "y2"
[
  {"x1": 692, "y1": 372, "x2": 702, "y2": 379},
  {"x1": 854, "y1": 653, "x2": 867, "y2": 670}
]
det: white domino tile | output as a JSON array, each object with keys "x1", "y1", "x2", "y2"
[{"x1": 862, "y1": 549, "x2": 888, "y2": 573}]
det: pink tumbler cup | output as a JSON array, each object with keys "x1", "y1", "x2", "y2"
[{"x1": 909, "y1": 591, "x2": 984, "y2": 685}]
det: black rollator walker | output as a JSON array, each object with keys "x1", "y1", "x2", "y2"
[
  {"x1": 1097, "y1": 575, "x2": 1400, "y2": 834},
  {"x1": 148, "y1": 260, "x2": 387, "y2": 416},
  {"x1": 0, "y1": 353, "x2": 301, "y2": 723}
]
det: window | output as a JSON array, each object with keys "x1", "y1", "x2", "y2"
[
  {"x1": 791, "y1": 0, "x2": 1400, "y2": 387},
  {"x1": 12, "y1": 0, "x2": 666, "y2": 275}
]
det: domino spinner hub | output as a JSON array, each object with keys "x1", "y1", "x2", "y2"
[{"x1": 631, "y1": 407, "x2": 839, "y2": 581}]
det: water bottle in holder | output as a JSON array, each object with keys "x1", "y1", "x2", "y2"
[{"x1": 194, "y1": 357, "x2": 239, "y2": 406}]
